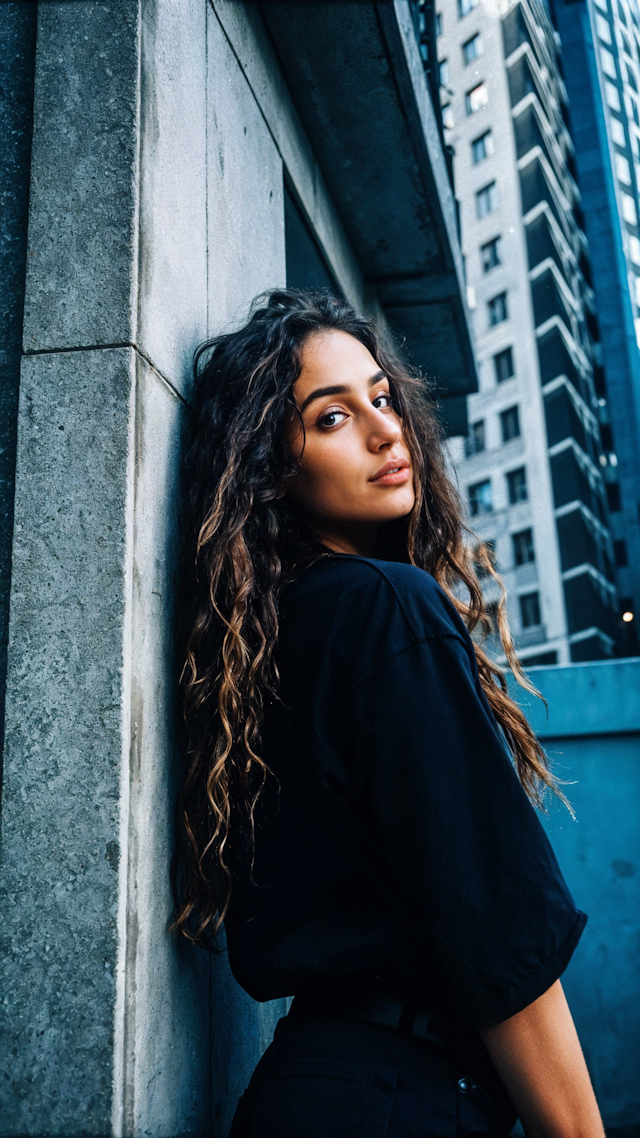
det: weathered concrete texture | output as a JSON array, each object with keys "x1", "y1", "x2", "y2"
[
  {"x1": 0, "y1": 347, "x2": 135, "y2": 1134},
  {"x1": 116, "y1": 354, "x2": 210, "y2": 1137},
  {"x1": 207, "y1": 3, "x2": 286, "y2": 333},
  {"x1": 0, "y1": 2, "x2": 37, "y2": 373},
  {"x1": 137, "y1": 0, "x2": 207, "y2": 398},
  {"x1": 0, "y1": 2, "x2": 37, "y2": 754},
  {"x1": 210, "y1": 0, "x2": 368, "y2": 314},
  {"x1": 23, "y1": 3, "x2": 140, "y2": 351}
]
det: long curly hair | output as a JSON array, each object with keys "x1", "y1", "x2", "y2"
[{"x1": 172, "y1": 288, "x2": 561, "y2": 946}]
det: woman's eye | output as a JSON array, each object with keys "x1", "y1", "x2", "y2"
[
  {"x1": 373, "y1": 393, "x2": 394, "y2": 410},
  {"x1": 319, "y1": 409, "x2": 347, "y2": 429}
]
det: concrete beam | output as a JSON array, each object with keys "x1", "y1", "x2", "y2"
[{"x1": 258, "y1": 0, "x2": 478, "y2": 394}]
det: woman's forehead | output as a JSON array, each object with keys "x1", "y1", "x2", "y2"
[{"x1": 295, "y1": 331, "x2": 380, "y2": 398}]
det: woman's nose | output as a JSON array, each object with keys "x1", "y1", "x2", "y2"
[{"x1": 367, "y1": 408, "x2": 402, "y2": 449}]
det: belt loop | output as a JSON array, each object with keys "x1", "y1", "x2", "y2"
[{"x1": 397, "y1": 999, "x2": 418, "y2": 1037}]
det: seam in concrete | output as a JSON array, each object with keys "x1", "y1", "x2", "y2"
[
  {"x1": 113, "y1": 5, "x2": 143, "y2": 1131},
  {"x1": 22, "y1": 341, "x2": 190, "y2": 409},
  {"x1": 23, "y1": 341, "x2": 138, "y2": 355},
  {"x1": 112, "y1": 348, "x2": 138, "y2": 1138}
]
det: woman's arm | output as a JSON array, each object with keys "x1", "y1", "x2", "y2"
[{"x1": 480, "y1": 980, "x2": 604, "y2": 1138}]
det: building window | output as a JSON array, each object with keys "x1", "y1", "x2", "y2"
[
  {"x1": 629, "y1": 234, "x2": 640, "y2": 264},
  {"x1": 472, "y1": 130, "x2": 493, "y2": 163},
  {"x1": 468, "y1": 479, "x2": 493, "y2": 516},
  {"x1": 610, "y1": 116, "x2": 626, "y2": 146},
  {"x1": 605, "y1": 81, "x2": 621, "y2": 111},
  {"x1": 512, "y1": 528, "x2": 535, "y2": 566},
  {"x1": 442, "y1": 104, "x2": 455, "y2": 129},
  {"x1": 463, "y1": 33, "x2": 483, "y2": 64},
  {"x1": 465, "y1": 419, "x2": 486, "y2": 456},
  {"x1": 614, "y1": 538, "x2": 629, "y2": 566},
  {"x1": 466, "y1": 82, "x2": 489, "y2": 114},
  {"x1": 459, "y1": 0, "x2": 479, "y2": 16},
  {"x1": 616, "y1": 152, "x2": 632, "y2": 184},
  {"x1": 488, "y1": 291, "x2": 508, "y2": 325},
  {"x1": 507, "y1": 466, "x2": 528, "y2": 504},
  {"x1": 481, "y1": 235, "x2": 502, "y2": 272},
  {"x1": 520, "y1": 591, "x2": 541, "y2": 627},
  {"x1": 476, "y1": 181, "x2": 498, "y2": 217},
  {"x1": 622, "y1": 192, "x2": 638, "y2": 223},
  {"x1": 600, "y1": 46, "x2": 618, "y2": 79},
  {"x1": 500, "y1": 404, "x2": 520, "y2": 441},
  {"x1": 494, "y1": 346, "x2": 514, "y2": 383},
  {"x1": 595, "y1": 11, "x2": 612, "y2": 43},
  {"x1": 439, "y1": 59, "x2": 450, "y2": 87},
  {"x1": 606, "y1": 481, "x2": 622, "y2": 511},
  {"x1": 435, "y1": 11, "x2": 443, "y2": 35},
  {"x1": 626, "y1": 63, "x2": 638, "y2": 91}
]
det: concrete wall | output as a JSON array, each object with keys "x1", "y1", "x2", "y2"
[
  {"x1": 513, "y1": 657, "x2": 640, "y2": 1131},
  {"x1": 0, "y1": 2, "x2": 294, "y2": 1134},
  {"x1": 0, "y1": 3, "x2": 37, "y2": 757}
]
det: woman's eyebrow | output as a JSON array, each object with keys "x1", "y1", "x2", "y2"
[{"x1": 299, "y1": 370, "x2": 386, "y2": 414}]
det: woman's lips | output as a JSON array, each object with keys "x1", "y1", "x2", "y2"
[{"x1": 370, "y1": 459, "x2": 411, "y2": 485}]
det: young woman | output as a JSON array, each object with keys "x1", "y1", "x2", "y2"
[{"x1": 173, "y1": 289, "x2": 603, "y2": 1138}]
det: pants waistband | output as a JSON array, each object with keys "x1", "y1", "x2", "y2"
[{"x1": 290, "y1": 991, "x2": 448, "y2": 1052}]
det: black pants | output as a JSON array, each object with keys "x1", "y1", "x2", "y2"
[{"x1": 228, "y1": 1006, "x2": 516, "y2": 1138}]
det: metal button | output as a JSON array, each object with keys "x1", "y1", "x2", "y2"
[{"x1": 458, "y1": 1077, "x2": 469, "y2": 1093}]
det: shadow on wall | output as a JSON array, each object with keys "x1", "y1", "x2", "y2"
[{"x1": 210, "y1": 934, "x2": 289, "y2": 1137}]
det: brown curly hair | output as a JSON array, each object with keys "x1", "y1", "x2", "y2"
[{"x1": 172, "y1": 288, "x2": 562, "y2": 946}]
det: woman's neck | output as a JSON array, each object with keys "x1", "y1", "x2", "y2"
[{"x1": 310, "y1": 522, "x2": 380, "y2": 558}]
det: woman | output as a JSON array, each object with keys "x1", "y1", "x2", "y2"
[{"x1": 173, "y1": 289, "x2": 603, "y2": 1137}]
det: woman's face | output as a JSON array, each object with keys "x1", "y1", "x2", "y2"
[{"x1": 282, "y1": 329, "x2": 415, "y2": 556}]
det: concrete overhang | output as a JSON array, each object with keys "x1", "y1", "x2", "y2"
[{"x1": 259, "y1": 0, "x2": 478, "y2": 419}]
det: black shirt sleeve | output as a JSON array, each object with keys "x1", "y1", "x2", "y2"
[{"x1": 346, "y1": 615, "x2": 586, "y2": 1030}]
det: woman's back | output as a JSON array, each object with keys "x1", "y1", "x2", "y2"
[{"x1": 226, "y1": 555, "x2": 584, "y2": 1034}]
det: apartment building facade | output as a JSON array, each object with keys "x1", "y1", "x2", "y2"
[
  {"x1": 432, "y1": 0, "x2": 620, "y2": 663},
  {"x1": 553, "y1": 0, "x2": 640, "y2": 644}
]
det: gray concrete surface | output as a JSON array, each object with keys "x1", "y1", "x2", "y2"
[
  {"x1": 207, "y1": 1, "x2": 286, "y2": 334},
  {"x1": 137, "y1": 0, "x2": 208, "y2": 397},
  {"x1": 0, "y1": 347, "x2": 134, "y2": 1132},
  {"x1": 22, "y1": 2, "x2": 139, "y2": 352},
  {"x1": 0, "y1": 2, "x2": 37, "y2": 756}
]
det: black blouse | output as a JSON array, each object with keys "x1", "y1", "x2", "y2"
[{"x1": 225, "y1": 555, "x2": 586, "y2": 1032}]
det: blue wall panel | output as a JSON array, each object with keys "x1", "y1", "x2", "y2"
[{"x1": 513, "y1": 658, "x2": 640, "y2": 1129}]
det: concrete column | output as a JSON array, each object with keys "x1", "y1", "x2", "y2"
[
  {"x1": 0, "y1": 2, "x2": 287, "y2": 1134},
  {"x1": 0, "y1": 2, "x2": 37, "y2": 755}
]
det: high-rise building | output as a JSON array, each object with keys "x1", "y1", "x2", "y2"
[
  {"x1": 552, "y1": 0, "x2": 640, "y2": 645},
  {"x1": 422, "y1": 0, "x2": 621, "y2": 663}
]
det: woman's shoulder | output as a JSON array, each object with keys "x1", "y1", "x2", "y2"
[{"x1": 286, "y1": 554, "x2": 467, "y2": 647}]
